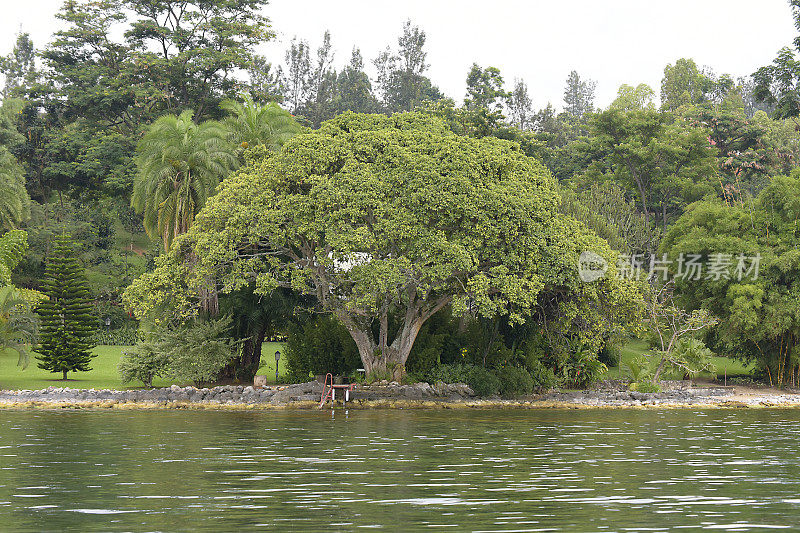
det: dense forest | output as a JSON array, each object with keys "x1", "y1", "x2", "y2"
[{"x1": 4, "y1": 0, "x2": 800, "y2": 394}]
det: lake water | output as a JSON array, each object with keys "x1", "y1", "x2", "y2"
[{"x1": 1, "y1": 408, "x2": 799, "y2": 531}]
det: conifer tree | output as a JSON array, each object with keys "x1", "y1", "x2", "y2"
[{"x1": 36, "y1": 236, "x2": 96, "y2": 380}]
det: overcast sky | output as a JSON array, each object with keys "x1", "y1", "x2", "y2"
[{"x1": 1, "y1": 0, "x2": 797, "y2": 109}]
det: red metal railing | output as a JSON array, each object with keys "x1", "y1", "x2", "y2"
[{"x1": 318, "y1": 373, "x2": 356, "y2": 408}]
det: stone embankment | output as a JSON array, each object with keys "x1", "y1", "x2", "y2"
[{"x1": 1, "y1": 379, "x2": 800, "y2": 409}]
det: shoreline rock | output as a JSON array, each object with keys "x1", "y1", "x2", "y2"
[{"x1": 1, "y1": 380, "x2": 800, "y2": 410}]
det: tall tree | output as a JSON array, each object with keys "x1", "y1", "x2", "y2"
[
  {"x1": 124, "y1": 0, "x2": 273, "y2": 120},
  {"x1": 283, "y1": 37, "x2": 312, "y2": 116},
  {"x1": 248, "y1": 55, "x2": 285, "y2": 103},
  {"x1": 509, "y1": 78, "x2": 534, "y2": 130},
  {"x1": 563, "y1": 70, "x2": 596, "y2": 118},
  {"x1": 610, "y1": 83, "x2": 655, "y2": 111},
  {"x1": 373, "y1": 21, "x2": 439, "y2": 112},
  {"x1": 660, "y1": 58, "x2": 707, "y2": 111},
  {"x1": 36, "y1": 236, "x2": 96, "y2": 380},
  {"x1": 464, "y1": 63, "x2": 510, "y2": 113},
  {"x1": 332, "y1": 48, "x2": 380, "y2": 115},
  {"x1": 132, "y1": 110, "x2": 237, "y2": 251},
  {"x1": 42, "y1": 0, "x2": 274, "y2": 130},
  {"x1": 0, "y1": 33, "x2": 37, "y2": 98},
  {"x1": 582, "y1": 108, "x2": 717, "y2": 236}
]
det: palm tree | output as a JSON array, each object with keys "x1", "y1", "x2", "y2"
[
  {"x1": 0, "y1": 147, "x2": 30, "y2": 231},
  {"x1": 221, "y1": 96, "x2": 302, "y2": 152},
  {"x1": 0, "y1": 285, "x2": 38, "y2": 369},
  {"x1": 132, "y1": 110, "x2": 238, "y2": 251}
]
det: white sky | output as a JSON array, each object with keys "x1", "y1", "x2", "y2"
[{"x1": 1, "y1": 0, "x2": 797, "y2": 109}]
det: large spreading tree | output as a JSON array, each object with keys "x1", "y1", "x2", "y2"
[{"x1": 124, "y1": 112, "x2": 636, "y2": 380}]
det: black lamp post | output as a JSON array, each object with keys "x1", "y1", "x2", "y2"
[
  {"x1": 274, "y1": 350, "x2": 281, "y2": 384},
  {"x1": 105, "y1": 316, "x2": 111, "y2": 334}
]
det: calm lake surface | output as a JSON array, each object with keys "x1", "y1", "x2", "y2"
[{"x1": 1, "y1": 409, "x2": 800, "y2": 531}]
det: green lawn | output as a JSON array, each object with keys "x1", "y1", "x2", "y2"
[
  {"x1": 1, "y1": 342, "x2": 287, "y2": 390},
  {"x1": 609, "y1": 339, "x2": 753, "y2": 380}
]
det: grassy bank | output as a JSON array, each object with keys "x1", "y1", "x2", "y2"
[
  {"x1": 2, "y1": 338, "x2": 753, "y2": 391},
  {"x1": 609, "y1": 339, "x2": 753, "y2": 380},
  {"x1": 1, "y1": 343, "x2": 286, "y2": 390}
]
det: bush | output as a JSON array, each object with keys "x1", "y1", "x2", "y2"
[
  {"x1": 91, "y1": 325, "x2": 142, "y2": 346},
  {"x1": 118, "y1": 317, "x2": 238, "y2": 386},
  {"x1": 466, "y1": 366, "x2": 502, "y2": 397},
  {"x1": 495, "y1": 365, "x2": 536, "y2": 397},
  {"x1": 284, "y1": 314, "x2": 361, "y2": 382},
  {"x1": 560, "y1": 345, "x2": 608, "y2": 388},
  {"x1": 118, "y1": 344, "x2": 167, "y2": 387},
  {"x1": 630, "y1": 381, "x2": 661, "y2": 393},
  {"x1": 526, "y1": 358, "x2": 559, "y2": 391},
  {"x1": 419, "y1": 363, "x2": 502, "y2": 397}
]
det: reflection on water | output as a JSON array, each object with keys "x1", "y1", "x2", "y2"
[{"x1": 1, "y1": 409, "x2": 800, "y2": 531}]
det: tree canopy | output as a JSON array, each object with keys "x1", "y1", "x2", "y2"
[{"x1": 124, "y1": 112, "x2": 639, "y2": 379}]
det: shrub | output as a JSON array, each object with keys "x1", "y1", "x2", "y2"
[
  {"x1": 466, "y1": 366, "x2": 502, "y2": 397},
  {"x1": 526, "y1": 358, "x2": 559, "y2": 391},
  {"x1": 495, "y1": 365, "x2": 535, "y2": 397},
  {"x1": 118, "y1": 317, "x2": 238, "y2": 386},
  {"x1": 560, "y1": 345, "x2": 608, "y2": 388},
  {"x1": 624, "y1": 353, "x2": 654, "y2": 382},
  {"x1": 91, "y1": 325, "x2": 142, "y2": 346},
  {"x1": 420, "y1": 363, "x2": 502, "y2": 397},
  {"x1": 284, "y1": 315, "x2": 361, "y2": 382},
  {"x1": 630, "y1": 381, "x2": 661, "y2": 393},
  {"x1": 118, "y1": 343, "x2": 167, "y2": 387}
]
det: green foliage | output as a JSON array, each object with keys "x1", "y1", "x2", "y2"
[
  {"x1": 610, "y1": 83, "x2": 656, "y2": 112},
  {"x1": 90, "y1": 324, "x2": 142, "y2": 347},
  {"x1": 43, "y1": 0, "x2": 273, "y2": 130},
  {"x1": 119, "y1": 317, "x2": 238, "y2": 386},
  {"x1": 494, "y1": 365, "x2": 536, "y2": 397},
  {"x1": 669, "y1": 337, "x2": 716, "y2": 377},
  {"x1": 37, "y1": 326, "x2": 93, "y2": 379},
  {"x1": 563, "y1": 70, "x2": 596, "y2": 118},
  {"x1": 0, "y1": 229, "x2": 28, "y2": 286},
  {"x1": 630, "y1": 380, "x2": 661, "y2": 393},
  {"x1": 464, "y1": 64, "x2": 510, "y2": 113},
  {"x1": 0, "y1": 285, "x2": 39, "y2": 368},
  {"x1": 660, "y1": 175, "x2": 800, "y2": 385},
  {"x1": 580, "y1": 108, "x2": 717, "y2": 233},
  {"x1": 661, "y1": 58, "x2": 707, "y2": 111},
  {"x1": 560, "y1": 344, "x2": 608, "y2": 388},
  {"x1": 118, "y1": 343, "x2": 165, "y2": 388},
  {"x1": 0, "y1": 147, "x2": 30, "y2": 230},
  {"x1": 283, "y1": 314, "x2": 361, "y2": 382},
  {"x1": 624, "y1": 353, "x2": 654, "y2": 382},
  {"x1": 125, "y1": 112, "x2": 637, "y2": 384},
  {"x1": 422, "y1": 363, "x2": 502, "y2": 397},
  {"x1": 221, "y1": 95, "x2": 302, "y2": 152},
  {"x1": 132, "y1": 110, "x2": 238, "y2": 250},
  {"x1": 36, "y1": 236, "x2": 96, "y2": 379}
]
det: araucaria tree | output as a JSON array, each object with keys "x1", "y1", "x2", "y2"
[
  {"x1": 37, "y1": 236, "x2": 96, "y2": 380},
  {"x1": 124, "y1": 113, "x2": 631, "y2": 381}
]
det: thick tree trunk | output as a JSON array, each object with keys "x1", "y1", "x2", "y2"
[
  {"x1": 216, "y1": 324, "x2": 268, "y2": 383},
  {"x1": 62, "y1": 370, "x2": 68, "y2": 380},
  {"x1": 348, "y1": 316, "x2": 424, "y2": 382}
]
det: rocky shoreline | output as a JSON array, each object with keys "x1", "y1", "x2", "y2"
[{"x1": 2, "y1": 379, "x2": 800, "y2": 409}]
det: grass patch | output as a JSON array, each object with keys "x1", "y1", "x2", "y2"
[
  {"x1": 2, "y1": 342, "x2": 287, "y2": 390},
  {"x1": 609, "y1": 339, "x2": 753, "y2": 381}
]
